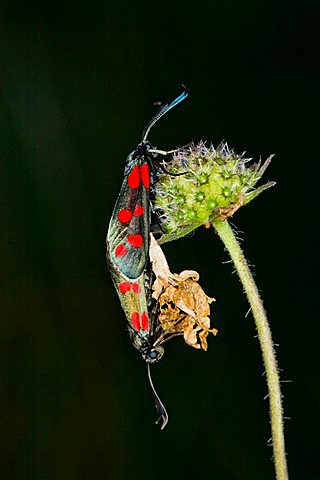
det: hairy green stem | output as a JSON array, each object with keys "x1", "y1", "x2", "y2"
[{"x1": 213, "y1": 219, "x2": 288, "y2": 480}]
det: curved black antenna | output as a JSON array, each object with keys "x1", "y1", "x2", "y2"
[
  {"x1": 142, "y1": 85, "x2": 189, "y2": 142},
  {"x1": 147, "y1": 363, "x2": 168, "y2": 430}
]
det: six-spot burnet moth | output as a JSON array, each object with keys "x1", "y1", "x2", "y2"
[{"x1": 106, "y1": 87, "x2": 188, "y2": 429}]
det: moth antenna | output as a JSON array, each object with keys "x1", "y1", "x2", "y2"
[
  {"x1": 142, "y1": 85, "x2": 189, "y2": 142},
  {"x1": 147, "y1": 363, "x2": 168, "y2": 430}
]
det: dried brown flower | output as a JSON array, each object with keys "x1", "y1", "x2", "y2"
[{"x1": 149, "y1": 235, "x2": 217, "y2": 350}]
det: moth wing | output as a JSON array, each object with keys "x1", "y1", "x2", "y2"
[{"x1": 107, "y1": 176, "x2": 150, "y2": 280}]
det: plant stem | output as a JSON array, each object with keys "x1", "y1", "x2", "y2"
[{"x1": 213, "y1": 219, "x2": 288, "y2": 480}]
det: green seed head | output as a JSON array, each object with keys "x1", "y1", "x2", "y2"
[
  {"x1": 153, "y1": 141, "x2": 275, "y2": 244},
  {"x1": 176, "y1": 194, "x2": 186, "y2": 205},
  {"x1": 198, "y1": 173, "x2": 208, "y2": 184},
  {"x1": 195, "y1": 192, "x2": 205, "y2": 202},
  {"x1": 222, "y1": 187, "x2": 231, "y2": 198}
]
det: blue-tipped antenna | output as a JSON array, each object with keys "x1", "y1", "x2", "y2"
[{"x1": 142, "y1": 85, "x2": 189, "y2": 142}]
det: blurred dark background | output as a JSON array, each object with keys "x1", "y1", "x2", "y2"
[{"x1": 0, "y1": 1, "x2": 318, "y2": 479}]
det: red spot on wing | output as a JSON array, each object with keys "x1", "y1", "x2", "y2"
[
  {"x1": 141, "y1": 312, "x2": 149, "y2": 331},
  {"x1": 118, "y1": 282, "x2": 131, "y2": 294},
  {"x1": 118, "y1": 209, "x2": 132, "y2": 223},
  {"x1": 128, "y1": 165, "x2": 140, "y2": 189},
  {"x1": 118, "y1": 281, "x2": 141, "y2": 294},
  {"x1": 131, "y1": 312, "x2": 141, "y2": 331},
  {"x1": 140, "y1": 163, "x2": 150, "y2": 189},
  {"x1": 133, "y1": 205, "x2": 144, "y2": 217},
  {"x1": 115, "y1": 244, "x2": 128, "y2": 257},
  {"x1": 128, "y1": 234, "x2": 143, "y2": 248},
  {"x1": 131, "y1": 283, "x2": 141, "y2": 294}
]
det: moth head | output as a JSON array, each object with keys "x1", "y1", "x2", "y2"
[{"x1": 143, "y1": 345, "x2": 165, "y2": 364}]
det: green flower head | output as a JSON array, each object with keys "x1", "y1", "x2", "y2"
[{"x1": 154, "y1": 142, "x2": 275, "y2": 244}]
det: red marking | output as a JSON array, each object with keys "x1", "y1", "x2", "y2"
[
  {"x1": 131, "y1": 312, "x2": 140, "y2": 331},
  {"x1": 140, "y1": 163, "x2": 150, "y2": 189},
  {"x1": 128, "y1": 165, "x2": 140, "y2": 189},
  {"x1": 141, "y1": 312, "x2": 149, "y2": 331},
  {"x1": 118, "y1": 209, "x2": 132, "y2": 223},
  {"x1": 115, "y1": 244, "x2": 128, "y2": 258},
  {"x1": 131, "y1": 283, "x2": 141, "y2": 294},
  {"x1": 128, "y1": 234, "x2": 143, "y2": 248},
  {"x1": 118, "y1": 282, "x2": 131, "y2": 294},
  {"x1": 133, "y1": 205, "x2": 144, "y2": 217}
]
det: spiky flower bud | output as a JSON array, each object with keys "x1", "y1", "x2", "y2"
[{"x1": 154, "y1": 142, "x2": 275, "y2": 244}]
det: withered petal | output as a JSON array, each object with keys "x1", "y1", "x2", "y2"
[{"x1": 150, "y1": 233, "x2": 217, "y2": 351}]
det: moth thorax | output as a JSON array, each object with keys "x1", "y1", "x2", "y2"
[
  {"x1": 143, "y1": 346, "x2": 165, "y2": 364},
  {"x1": 132, "y1": 140, "x2": 153, "y2": 160}
]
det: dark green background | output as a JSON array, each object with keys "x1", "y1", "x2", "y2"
[{"x1": 0, "y1": 1, "x2": 318, "y2": 479}]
